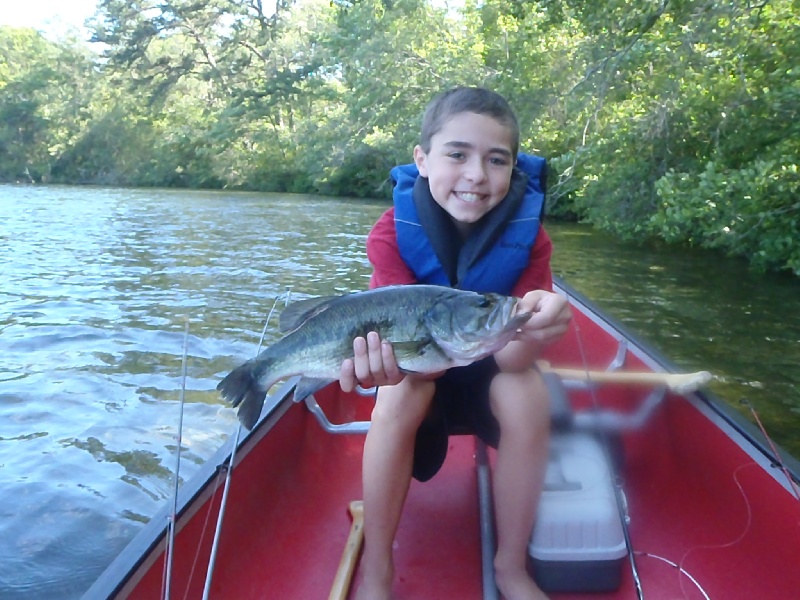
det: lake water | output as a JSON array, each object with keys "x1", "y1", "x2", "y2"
[{"x1": 1, "y1": 185, "x2": 798, "y2": 598}]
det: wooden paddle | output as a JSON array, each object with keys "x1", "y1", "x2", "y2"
[
  {"x1": 537, "y1": 361, "x2": 713, "y2": 394},
  {"x1": 328, "y1": 500, "x2": 365, "y2": 600}
]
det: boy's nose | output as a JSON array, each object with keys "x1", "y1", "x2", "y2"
[{"x1": 464, "y1": 158, "x2": 487, "y2": 183}]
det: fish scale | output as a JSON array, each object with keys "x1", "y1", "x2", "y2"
[{"x1": 217, "y1": 285, "x2": 530, "y2": 429}]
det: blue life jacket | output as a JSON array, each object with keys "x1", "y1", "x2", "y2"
[{"x1": 390, "y1": 153, "x2": 546, "y2": 295}]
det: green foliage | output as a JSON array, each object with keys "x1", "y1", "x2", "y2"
[
  {"x1": 0, "y1": 26, "x2": 96, "y2": 182},
  {"x1": 650, "y1": 158, "x2": 800, "y2": 275},
  {"x1": 1, "y1": 0, "x2": 798, "y2": 274}
]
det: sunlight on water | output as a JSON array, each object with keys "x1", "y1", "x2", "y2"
[
  {"x1": 0, "y1": 186, "x2": 387, "y2": 598},
  {"x1": 0, "y1": 185, "x2": 798, "y2": 598},
  {"x1": 547, "y1": 222, "x2": 800, "y2": 448}
]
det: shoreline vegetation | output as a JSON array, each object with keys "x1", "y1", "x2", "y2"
[{"x1": 1, "y1": 0, "x2": 798, "y2": 275}]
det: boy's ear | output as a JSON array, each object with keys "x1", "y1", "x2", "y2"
[{"x1": 413, "y1": 145, "x2": 429, "y2": 177}]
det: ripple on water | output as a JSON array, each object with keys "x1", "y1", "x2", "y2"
[
  {"x1": 1, "y1": 187, "x2": 798, "y2": 599},
  {"x1": 0, "y1": 482, "x2": 140, "y2": 600}
]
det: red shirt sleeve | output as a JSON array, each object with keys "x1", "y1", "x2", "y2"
[
  {"x1": 366, "y1": 208, "x2": 417, "y2": 289},
  {"x1": 366, "y1": 207, "x2": 554, "y2": 295},
  {"x1": 511, "y1": 226, "x2": 554, "y2": 296}
]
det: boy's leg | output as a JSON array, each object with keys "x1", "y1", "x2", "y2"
[
  {"x1": 355, "y1": 376, "x2": 436, "y2": 600},
  {"x1": 490, "y1": 368, "x2": 550, "y2": 600}
]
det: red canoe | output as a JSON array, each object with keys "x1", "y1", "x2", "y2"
[{"x1": 84, "y1": 280, "x2": 800, "y2": 600}]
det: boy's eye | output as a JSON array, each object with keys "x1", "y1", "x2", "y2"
[
  {"x1": 489, "y1": 156, "x2": 510, "y2": 166},
  {"x1": 448, "y1": 152, "x2": 465, "y2": 160}
]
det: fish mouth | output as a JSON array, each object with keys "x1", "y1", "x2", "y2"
[
  {"x1": 431, "y1": 294, "x2": 530, "y2": 364},
  {"x1": 447, "y1": 296, "x2": 527, "y2": 350},
  {"x1": 492, "y1": 296, "x2": 526, "y2": 332},
  {"x1": 456, "y1": 295, "x2": 523, "y2": 340}
]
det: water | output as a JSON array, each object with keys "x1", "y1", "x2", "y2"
[
  {"x1": 0, "y1": 186, "x2": 385, "y2": 598},
  {"x1": 547, "y1": 224, "x2": 800, "y2": 447},
  {"x1": 1, "y1": 185, "x2": 798, "y2": 598}
]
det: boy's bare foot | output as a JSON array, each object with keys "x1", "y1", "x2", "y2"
[
  {"x1": 353, "y1": 560, "x2": 393, "y2": 600},
  {"x1": 494, "y1": 565, "x2": 549, "y2": 600}
]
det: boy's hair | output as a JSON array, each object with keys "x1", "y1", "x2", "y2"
[{"x1": 419, "y1": 87, "x2": 520, "y2": 159}]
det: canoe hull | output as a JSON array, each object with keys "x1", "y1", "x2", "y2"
[{"x1": 85, "y1": 279, "x2": 800, "y2": 599}]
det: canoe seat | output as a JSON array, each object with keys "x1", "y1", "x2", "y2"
[
  {"x1": 306, "y1": 372, "x2": 574, "y2": 437},
  {"x1": 447, "y1": 371, "x2": 573, "y2": 438},
  {"x1": 543, "y1": 372, "x2": 574, "y2": 432}
]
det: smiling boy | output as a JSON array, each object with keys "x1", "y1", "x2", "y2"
[
  {"x1": 340, "y1": 87, "x2": 571, "y2": 600},
  {"x1": 417, "y1": 111, "x2": 516, "y2": 229}
]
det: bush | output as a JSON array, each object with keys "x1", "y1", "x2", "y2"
[{"x1": 649, "y1": 156, "x2": 800, "y2": 275}]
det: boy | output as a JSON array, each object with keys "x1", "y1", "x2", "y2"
[{"x1": 340, "y1": 87, "x2": 571, "y2": 600}]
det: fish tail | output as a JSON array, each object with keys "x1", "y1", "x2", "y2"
[{"x1": 217, "y1": 358, "x2": 272, "y2": 430}]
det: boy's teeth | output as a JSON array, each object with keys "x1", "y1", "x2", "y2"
[{"x1": 458, "y1": 192, "x2": 480, "y2": 203}]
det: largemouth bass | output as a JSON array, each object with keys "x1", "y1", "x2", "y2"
[{"x1": 217, "y1": 285, "x2": 531, "y2": 429}]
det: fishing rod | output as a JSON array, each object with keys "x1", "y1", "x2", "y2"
[
  {"x1": 741, "y1": 397, "x2": 800, "y2": 502},
  {"x1": 201, "y1": 422, "x2": 242, "y2": 600},
  {"x1": 163, "y1": 321, "x2": 190, "y2": 600},
  {"x1": 201, "y1": 291, "x2": 291, "y2": 600}
]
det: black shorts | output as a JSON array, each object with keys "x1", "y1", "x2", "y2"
[{"x1": 411, "y1": 356, "x2": 501, "y2": 482}]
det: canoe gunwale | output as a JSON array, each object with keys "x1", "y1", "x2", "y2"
[
  {"x1": 555, "y1": 276, "x2": 800, "y2": 492},
  {"x1": 85, "y1": 279, "x2": 800, "y2": 599}
]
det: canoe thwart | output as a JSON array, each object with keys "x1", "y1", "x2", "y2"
[
  {"x1": 305, "y1": 396, "x2": 370, "y2": 434},
  {"x1": 537, "y1": 361, "x2": 713, "y2": 394}
]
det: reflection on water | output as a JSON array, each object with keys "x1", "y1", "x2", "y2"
[
  {"x1": 0, "y1": 186, "x2": 388, "y2": 598},
  {"x1": 0, "y1": 185, "x2": 798, "y2": 598},
  {"x1": 547, "y1": 223, "x2": 800, "y2": 448}
]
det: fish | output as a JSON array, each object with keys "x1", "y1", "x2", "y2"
[{"x1": 217, "y1": 284, "x2": 532, "y2": 429}]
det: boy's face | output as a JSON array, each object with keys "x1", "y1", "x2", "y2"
[{"x1": 414, "y1": 111, "x2": 515, "y2": 228}]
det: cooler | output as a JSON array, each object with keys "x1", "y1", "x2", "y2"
[{"x1": 528, "y1": 432, "x2": 627, "y2": 593}]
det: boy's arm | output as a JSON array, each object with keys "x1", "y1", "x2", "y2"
[
  {"x1": 499, "y1": 228, "x2": 570, "y2": 371},
  {"x1": 511, "y1": 227, "x2": 554, "y2": 295},
  {"x1": 366, "y1": 208, "x2": 416, "y2": 289}
]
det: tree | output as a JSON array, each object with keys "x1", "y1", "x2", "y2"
[
  {"x1": 3, "y1": 1, "x2": 798, "y2": 274},
  {"x1": 0, "y1": 27, "x2": 97, "y2": 182}
]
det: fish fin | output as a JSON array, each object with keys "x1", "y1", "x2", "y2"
[
  {"x1": 278, "y1": 296, "x2": 338, "y2": 332},
  {"x1": 390, "y1": 340, "x2": 433, "y2": 362},
  {"x1": 391, "y1": 339, "x2": 453, "y2": 373},
  {"x1": 293, "y1": 377, "x2": 336, "y2": 401},
  {"x1": 217, "y1": 360, "x2": 269, "y2": 430}
]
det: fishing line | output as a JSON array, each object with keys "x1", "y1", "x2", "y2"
[
  {"x1": 201, "y1": 291, "x2": 291, "y2": 600},
  {"x1": 182, "y1": 467, "x2": 228, "y2": 600},
  {"x1": 201, "y1": 423, "x2": 242, "y2": 600},
  {"x1": 163, "y1": 320, "x2": 191, "y2": 600},
  {"x1": 633, "y1": 552, "x2": 711, "y2": 600},
  {"x1": 678, "y1": 462, "x2": 754, "y2": 598},
  {"x1": 564, "y1": 289, "x2": 645, "y2": 600},
  {"x1": 637, "y1": 461, "x2": 754, "y2": 600}
]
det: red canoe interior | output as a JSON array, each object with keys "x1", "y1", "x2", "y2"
[{"x1": 111, "y1": 306, "x2": 800, "y2": 600}]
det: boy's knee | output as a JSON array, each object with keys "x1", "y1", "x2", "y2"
[
  {"x1": 370, "y1": 377, "x2": 436, "y2": 432},
  {"x1": 490, "y1": 369, "x2": 550, "y2": 429}
]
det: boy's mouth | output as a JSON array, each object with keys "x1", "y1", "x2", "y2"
[{"x1": 454, "y1": 192, "x2": 483, "y2": 203}]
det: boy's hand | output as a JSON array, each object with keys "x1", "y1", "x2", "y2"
[
  {"x1": 339, "y1": 331, "x2": 405, "y2": 392},
  {"x1": 514, "y1": 290, "x2": 572, "y2": 346}
]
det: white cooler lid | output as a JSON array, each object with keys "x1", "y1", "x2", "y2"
[{"x1": 529, "y1": 433, "x2": 628, "y2": 562}]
